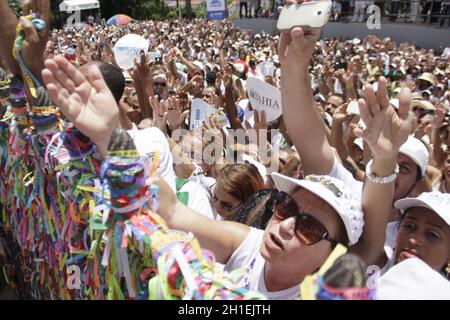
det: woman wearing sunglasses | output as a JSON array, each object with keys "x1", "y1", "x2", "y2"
[
  {"x1": 211, "y1": 163, "x2": 266, "y2": 221},
  {"x1": 153, "y1": 165, "x2": 365, "y2": 299}
]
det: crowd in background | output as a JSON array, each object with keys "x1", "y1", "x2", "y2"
[{"x1": 0, "y1": 0, "x2": 449, "y2": 300}]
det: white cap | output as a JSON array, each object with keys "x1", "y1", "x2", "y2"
[
  {"x1": 377, "y1": 258, "x2": 450, "y2": 300},
  {"x1": 389, "y1": 98, "x2": 399, "y2": 109},
  {"x1": 192, "y1": 61, "x2": 204, "y2": 70},
  {"x1": 242, "y1": 154, "x2": 267, "y2": 182},
  {"x1": 353, "y1": 137, "x2": 364, "y2": 150},
  {"x1": 271, "y1": 173, "x2": 364, "y2": 246},
  {"x1": 398, "y1": 136, "x2": 429, "y2": 177},
  {"x1": 394, "y1": 191, "x2": 450, "y2": 227},
  {"x1": 272, "y1": 54, "x2": 280, "y2": 64}
]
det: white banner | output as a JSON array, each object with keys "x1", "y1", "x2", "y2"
[
  {"x1": 246, "y1": 77, "x2": 282, "y2": 121},
  {"x1": 189, "y1": 99, "x2": 226, "y2": 130}
]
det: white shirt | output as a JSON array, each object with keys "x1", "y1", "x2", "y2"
[
  {"x1": 129, "y1": 127, "x2": 216, "y2": 219},
  {"x1": 224, "y1": 228, "x2": 301, "y2": 300},
  {"x1": 128, "y1": 127, "x2": 177, "y2": 193}
]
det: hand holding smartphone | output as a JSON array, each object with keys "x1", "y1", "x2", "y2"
[{"x1": 277, "y1": 0, "x2": 333, "y2": 31}]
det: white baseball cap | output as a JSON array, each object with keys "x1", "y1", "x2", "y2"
[
  {"x1": 394, "y1": 191, "x2": 450, "y2": 227},
  {"x1": 398, "y1": 136, "x2": 429, "y2": 177},
  {"x1": 271, "y1": 173, "x2": 365, "y2": 246}
]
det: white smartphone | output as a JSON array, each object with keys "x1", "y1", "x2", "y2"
[
  {"x1": 277, "y1": 0, "x2": 333, "y2": 31},
  {"x1": 347, "y1": 100, "x2": 360, "y2": 115}
]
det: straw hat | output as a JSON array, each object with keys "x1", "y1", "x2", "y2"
[{"x1": 417, "y1": 72, "x2": 436, "y2": 86}]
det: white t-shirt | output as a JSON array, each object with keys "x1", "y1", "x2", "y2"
[
  {"x1": 129, "y1": 127, "x2": 216, "y2": 219},
  {"x1": 224, "y1": 228, "x2": 300, "y2": 300},
  {"x1": 128, "y1": 127, "x2": 177, "y2": 193},
  {"x1": 328, "y1": 156, "x2": 363, "y2": 196},
  {"x1": 179, "y1": 180, "x2": 217, "y2": 220}
]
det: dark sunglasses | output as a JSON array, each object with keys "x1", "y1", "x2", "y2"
[
  {"x1": 272, "y1": 191, "x2": 338, "y2": 246},
  {"x1": 153, "y1": 82, "x2": 167, "y2": 88}
]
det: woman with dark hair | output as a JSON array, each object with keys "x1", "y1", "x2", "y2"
[{"x1": 211, "y1": 163, "x2": 266, "y2": 221}]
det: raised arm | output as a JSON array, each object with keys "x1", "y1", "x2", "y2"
[
  {"x1": 0, "y1": 1, "x2": 20, "y2": 75},
  {"x1": 431, "y1": 103, "x2": 449, "y2": 167},
  {"x1": 278, "y1": 1, "x2": 335, "y2": 175},
  {"x1": 223, "y1": 64, "x2": 243, "y2": 130},
  {"x1": 42, "y1": 55, "x2": 119, "y2": 159},
  {"x1": 151, "y1": 175, "x2": 249, "y2": 264},
  {"x1": 349, "y1": 79, "x2": 411, "y2": 265}
]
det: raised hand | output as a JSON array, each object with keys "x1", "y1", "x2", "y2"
[
  {"x1": 414, "y1": 120, "x2": 433, "y2": 140},
  {"x1": 132, "y1": 49, "x2": 153, "y2": 85},
  {"x1": 332, "y1": 102, "x2": 352, "y2": 124},
  {"x1": 164, "y1": 96, "x2": 189, "y2": 131},
  {"x1": 432, "y1": 103, "x2": 449, "y2": 129},
  {"x1": 278, "y1": 0, "x2": 322, "y2": 66},
  {"x1": 149, "y1": 95, "x2": 168, "y2": 134},
  {"x1": 42, "y1": 55, "x2": 119, "y2": 158},
  {"x1": 223, "y1": 64, "x2": 233, "y2": 89},
  {"x1": 353, "y1": 77, "x2": 411, "y2": 160},
  {"x1": 19, "y1": 0, "x2": 51, "y2": 83}
]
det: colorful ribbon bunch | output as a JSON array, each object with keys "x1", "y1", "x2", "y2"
[{"x1": 96, "y1": 129, "x2": 265, "y2": 300}]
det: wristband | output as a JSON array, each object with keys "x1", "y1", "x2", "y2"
[{"x1": 365, "y1": 159, "x2": 399, "y2": 184}]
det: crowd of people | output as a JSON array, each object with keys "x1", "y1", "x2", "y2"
[
  {"x1": 0, "y1": 0, "x2": 449, "y2": 300},
  {"x1": 330, "y1": 0, "x2": 450, "y2": 26}
]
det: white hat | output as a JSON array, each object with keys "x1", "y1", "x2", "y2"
[
  {"x1": 353, "y1": 137, "x2": 364, "y2": 150},
  {"x1": 352, "y1": 37, "x2": 361, "y2": 45},
  {"x1": 255, "y1": 34, "x2": 261, "y2": 39},
  {"x1": 389, "y1": 98, "x2": 399, "y2": 109},
  {"x1": 192, "y1": 61, "x2": 204, "y2": 70},
  {"x1": 153, "y1": 73, "x2": 167, "y2": 81},
  {"x1": 271, "y1": 173, "x2": 365, "y2": 246},
  {"x1": 398, "y1": 136, "x2": 429, "y2": 177},
  {"x1": 376, "y1": 258, "x2": 450, "y2": 300},
  {"x1": 242, "y1": 154, "x2": 267, "y2": 182},
  {"x1": 272, "y1": 54, "x2": 280, "y2": 64},
  {"x1": 411, "y1": 99, "x2": 436, "y2": 111},
  {"x1": 418, "y1": 72, "x2": 436, "y2": 86},
  {"x1": 394, "y1": 191, "x2": 450, "y2": 227}
]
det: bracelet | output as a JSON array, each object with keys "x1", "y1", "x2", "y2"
[{"x1": 365, "y1": 159, "x2": 399, "y2": 184}]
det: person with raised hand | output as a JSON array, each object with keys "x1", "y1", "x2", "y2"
[
  {"x1": 352, "y1": 79, "x2": 412, "y2": 264},
  {"x1": 278, "y1": 1, "x2": 431, "y2": 251},
  {"x1": 358, "y1": 83, "x2": 450, "y2": 278},
  {"x1": 19, "y1": 0, "x2": 51, "y2": 84},
  {"x1": 42, "y1": 55, "x2": 119, "y2": 159}
]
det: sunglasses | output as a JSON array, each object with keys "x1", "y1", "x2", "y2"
[
  {"x1": 272, "y1": 191, "x2": 338, "y2": 246},
  {"x1": 153, "y1": 82, "x2": 167, "y2": 87},
  {"x1": 210, "y1": 185, "x2": 243, "y2": 212}
]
